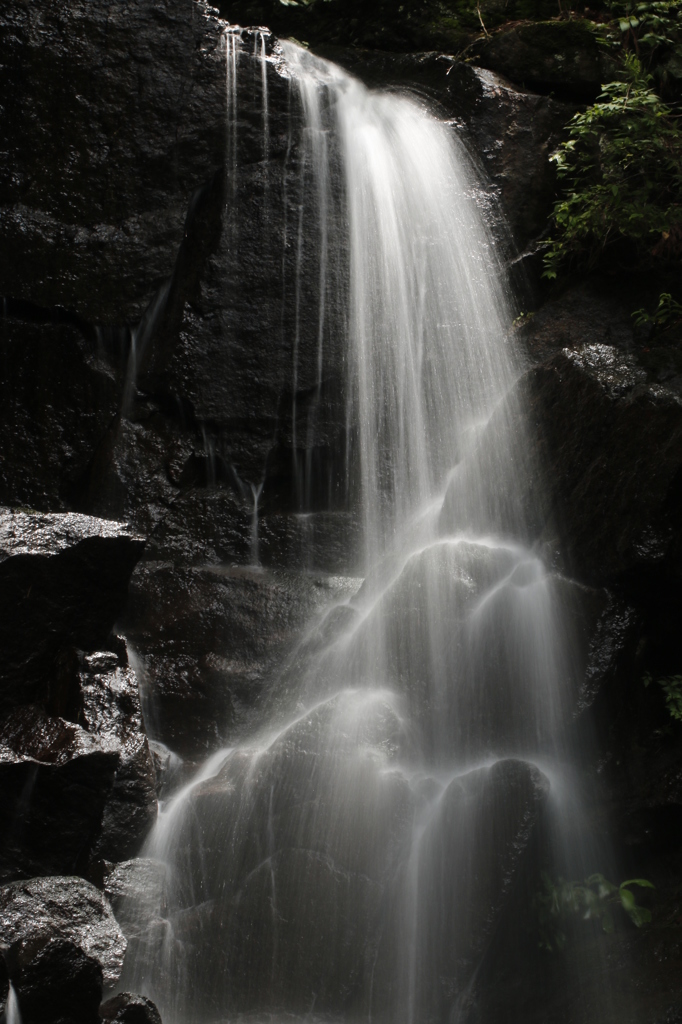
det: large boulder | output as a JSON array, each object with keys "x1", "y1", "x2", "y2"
[
  {"x1": 369, "y1": 758, "x2": 549, "y2": 1023},
  {"x1": 521, "y1": 343, "x2": 682, "y2": 584},
  {"x1": 0, "y1": 647, "x2": 157, "y2": 881},
  {"x1": 0, "y1": 876, "x2": 126, "y2": 993},
  {"x1": 77, "y1": 652, "x2": 157, "y2": 864},
  {"x1": 100, "y1": 993, "x2": 162, "y2": 1024},
  {"x1": 0, "y1": 706, "x2": 119, "y2": 882},
  {"x1": 0, "y1": 510, "x2": 144, "y2": 714},
  {"x1": 10, "y1": 939, "x2": 103, "y2": 1024},
  {"x1": 122, "y1": 559, "x2": 360, "y2": 756}
]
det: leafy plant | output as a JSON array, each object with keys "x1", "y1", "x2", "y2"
[
  {"x1": 535, "y1": 872, "x2": 654, "y2": 951},
  {"x1": 633, "y1": 290, "x2": 682, "y2": 331},
  {"x1": 543, "y1": 54, "x2": 682, "y2": 278},
  {"x1": 644, "y1": 671, "x2": 682, "y2": 720},
  {"x1": 612, "y1": 0, "x2": 682, "y2": 58}
]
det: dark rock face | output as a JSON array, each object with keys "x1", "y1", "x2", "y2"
[
  {"x1": 0, "y1": 646, "x2": 155, "y2": 880},
  {"x1": 474, "y1": 19, "x2": 617, "y2": 100},
  {"x1": 0, "y1": 510, "x2": 144, "y2": 714},
  {"x1": 0, "y1": 705, "x2": 119, "y2": 882},
  {"x1": 0, "y1": 876, "x2": 126, "y2": 989},
  {"x1": 11, "y1": 939, "x2": 103, "y2": 1024},
  {"x1": 123, "y1": 559, "x2": 360, "y2": 756},
  {"x1": 521, "y1": 343, "x2": 682, "y2": 584},
  {"x1": 0, "y1": 0, "x2": 226, "y2": 325},
  {"x1": 101, "y1": 993, "x2": 162, "y2": 1024},
  {"x1": 518, "y1": 282, "x2": 638, "y2": 367},
  {"x1": 0, "y1": 319, "x2": 119, "y2": 511},
  {"x1": 379, "y1": 758, "x2": 548, "y2": 1024},
  {"x1": 103, "y1": 859, "x2": 167, "y2": 943},
  {"x1": 144, "y1": 744, "x2": 547, "y2": 1020},
  {"x1": 77, "y1": 652, "x2": 157, "y2": 864}
]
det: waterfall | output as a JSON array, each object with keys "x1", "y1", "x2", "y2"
[{"x1": 121, "y1": 38, "x2": 599, "y2": 1024}]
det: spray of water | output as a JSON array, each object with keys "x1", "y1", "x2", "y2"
[{"x1": 121, "y1": 37, "x2": 603, "y2": 1024}]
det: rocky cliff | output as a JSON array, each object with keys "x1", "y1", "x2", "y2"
[{"x1": 1, "y1": 2, "x2": 682, "y2": 1024}]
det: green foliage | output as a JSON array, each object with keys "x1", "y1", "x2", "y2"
[
  {"x1": 535, "y1": 872, "x2": 654, "y2": 951},
  {"x1": 644, "y1": 671, "x2": 682, "y2": 720},
  {"x1": 633, "y1": 291, "x2": 682, "y2": 332},
  {"x1": 512, "y1": 310, "x2": 536, "y2": 326},
  {"x1": 543, "y1": 54, "x2": 682, "y2": 278},
  {"x1": 609, "y1": 0, "x2": 682, "y2": 59}
]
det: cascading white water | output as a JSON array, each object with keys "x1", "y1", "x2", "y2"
[{"x1": 122, "y1": 37, "x2": 599, "y2": 1024}]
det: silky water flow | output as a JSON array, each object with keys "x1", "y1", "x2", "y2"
[{"x1": 122, "y1": 36, "x2": 614, "y2": 1024}]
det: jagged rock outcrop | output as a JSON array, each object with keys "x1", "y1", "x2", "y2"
[
  {"x1": 122, "y1": 559, "x2": 360, "y2": 756},
  {"x1": 0, "y1": 706, "x2": 120, "y2": 882},
  {"x1": 77, "y1": 652, "x2": 157, "y2": 864},
  {"x1": 0, "y1": 510, "x2": 153, "y2": 880},
  {"x1": 0, "y1": 654, "x2": 157, "y2": 881},
  {"x1": 0, "y1": 875, "x2": 126, "y2": 987},
  {"x1": 0, "y1": 510, "x2": 144, "y2": 713}
]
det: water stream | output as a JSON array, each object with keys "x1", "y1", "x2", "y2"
[{"x1": 122, "y1": 37, "x2": 605, "y2": 1024}]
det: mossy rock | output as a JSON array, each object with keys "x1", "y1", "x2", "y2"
[{"x1": 474, "y1": 19, "x2": 619, "y2": 99}]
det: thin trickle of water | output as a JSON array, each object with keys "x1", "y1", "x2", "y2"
[
  {"x1": 257, "y1": 31, "x2": 270, "y2": 163},
  {"x1": 225, "y1": 29, "x2": 240, "y2": 204},
  {"x1": 122, "y1": 39, "x2": 605, "y2": 1024},
  {"x1": 250, "y1": 481, "x2": 264, "y2": 566},
  {"x1": 5, "y1": 984, "x2": 22, "y2": 1024}
]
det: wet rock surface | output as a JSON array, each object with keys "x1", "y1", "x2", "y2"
[
  {"x1": 311, "y1": 47, "x2": 574, "y2": 252},
  {"x1": 0, "y1": 875, "x2": 126, "y2": 988},
  {"x1": 101, "y1": 993, "x2": 162, "y2": 1024},
  {"x1": 103, "y1": 859, "x2": 167, "y2": 943},
  {"x1": 379, "y1": 758, "x2": 549, "y2": 1022},
  {"x1": 521, "y1": 342, "x2": 682, "y2": 584},
  {"x1": 77, "y1": 652, "x2": 157, "y2": 864},
  {"x1": 11, "y1": 939, "x2": 104, "y2": 1024},
  {"x1": 123, "y1": 559, "x2": 359, "y2": 756},
  {"x1": 0, "y1": 510, "x2": 144, "y2": 714},
  {"x1": 0, "y1": 705, "x2": 119, "y2": 882},
  {"x1": 0, "y1": 0, "x2": 226, "y2": 324},
  {"x1": 0, "y1": 656, "x2": 156, "y2": 882}
]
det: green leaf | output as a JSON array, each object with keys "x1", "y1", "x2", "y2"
[{"x1": 629, "y1": 906, "x2": 653, "y2": 927}]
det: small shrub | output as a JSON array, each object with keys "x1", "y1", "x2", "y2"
[
  {"x1": 534, "y1": 872, "x2": 654, "y2": 951},
  {"x1": 644, "y1": 671, "x2": 682, "y2": 720},
  {"x1": 543, "y1": 54, "x2": 682, "y2": 278}
]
